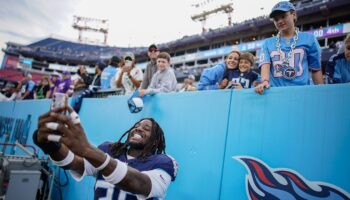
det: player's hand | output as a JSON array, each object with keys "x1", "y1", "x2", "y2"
[
  {"x1": 254, "y1": 80, "x2": 270, "y2": 94},
  {"x1": 37, "y1": 108, "x2": 60, "y2": 144},
  {"x1": 42, "y1": 106, "x2": 92, "y2": 157}
]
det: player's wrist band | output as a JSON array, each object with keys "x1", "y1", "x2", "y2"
[
  {"x1": 50, "y1": 150, "x2": 74, "y2": 167},
  {"x1": 102, "y1": 159, "x2": 128, "y2": 184},
  {"x1": 96, "y1": 153, "x2": 111, "y2": 171}
]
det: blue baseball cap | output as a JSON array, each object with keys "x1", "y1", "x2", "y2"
[{"x1": 269, "y1": 1, "x2": 296, "y2": 18}]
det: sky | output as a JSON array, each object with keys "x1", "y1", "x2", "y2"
[{"x1": 0, "y1": 0, "x2": 281, "y2": 64}]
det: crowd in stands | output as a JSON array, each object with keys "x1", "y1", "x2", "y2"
[
  {"x1": 1, "y1": 32, "x2": 350, "y2": 104},
  {"x1": 6, "y1": 37, "x2": 148, "y2": 64}
]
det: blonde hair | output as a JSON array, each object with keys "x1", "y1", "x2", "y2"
[{"x1": 344, "y1": 34, "x2": 350, "y2": 44}]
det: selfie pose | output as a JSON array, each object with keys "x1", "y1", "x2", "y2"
[{"x1": 33, "y1": 106, "x2": 178, "y2": 199}]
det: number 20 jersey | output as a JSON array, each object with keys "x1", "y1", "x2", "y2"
[{"x1": 259, "y1": 31, "x2": 321, "y2": 87}]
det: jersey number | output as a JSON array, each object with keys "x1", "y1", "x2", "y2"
[{"x1": 270, "y1": 48, "x2": 305, "y2": 78}]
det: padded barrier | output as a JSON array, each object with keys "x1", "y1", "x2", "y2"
[{"x1": 0, "y1": 84, "x2": 349, "y2": 199}]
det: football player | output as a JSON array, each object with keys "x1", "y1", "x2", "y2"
[{"x1": 34, "y1": 106, "x2": 178, "y2": 199}]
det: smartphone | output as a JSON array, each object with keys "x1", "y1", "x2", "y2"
[{"x1": 51, "y1": 93, "x2": 68, "y2": 113}]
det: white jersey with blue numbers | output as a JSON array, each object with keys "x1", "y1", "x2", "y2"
[
  {"x1": 69, "y1": 142, "x2": 178, "y2": 200},
  {"x1": 259, "y1": 32, "x2": 321, "y2": 87}
]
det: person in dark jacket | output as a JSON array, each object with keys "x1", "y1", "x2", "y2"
[{"x1": 72, "y1": 61, "x2": 107, "y2": 113}]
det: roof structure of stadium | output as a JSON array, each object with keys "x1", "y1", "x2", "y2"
[{"x1": 3, "y1": 37, "x2": 148, "y2": 65}]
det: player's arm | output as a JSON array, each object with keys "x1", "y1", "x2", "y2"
[
  {"x1": 49, "y1": 142, "x2": 85, "y2": 175},
  {"x1": 34, "y1": 112, "x2": 85, "y2": 175},
  {"x1": 82, "y1": 147, "x2": 174, "y2": 198},
  {"x1": 44, "y1": 106, "x2": 154, "y2": 196},
  {"x1": 83, "y1": 148, "x2": 153, "y2": 196}
]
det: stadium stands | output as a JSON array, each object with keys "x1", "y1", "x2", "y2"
[
  {"x1": 1, "y1": 0, "x2": 350, "y2": 82},
  {"x1": 0, "y1": 69, "x2": 43, "y2": 83}
]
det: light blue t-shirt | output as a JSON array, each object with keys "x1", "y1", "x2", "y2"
[
  {"x1": 197, "y1": 62, "x2": 226, "y2": 90},
  {"x1": 259, "y1": 32, "x2": 321, "y2": 87},
  {"x1": 100, "y1": 66, "x2": 117, "y2": 89},
  {"x1": 334, "y1": 57, "x2": 350, "y2": 83}
]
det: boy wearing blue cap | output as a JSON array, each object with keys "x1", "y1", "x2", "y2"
[{"x1": 255, "y1": 1, "x2": 324, "y2": 94}]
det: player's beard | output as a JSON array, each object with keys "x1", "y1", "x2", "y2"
[{"x1": 129, "y1": 142, "x2": 145, "y2": 150}]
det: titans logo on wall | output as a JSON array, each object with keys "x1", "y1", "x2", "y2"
[{"x1": 234, "y1": 156, "x2": 350, "y2": 200}]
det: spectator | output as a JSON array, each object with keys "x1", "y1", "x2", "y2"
[
  {"x1": 34, "y1": 110, "x2": 178, "y2": 199},
  {"x1": 0, "y1": 83, "x2": 19, "y2": 102},
  {"x1": 0, "y1": 92, "x2": 16, "y2": 102},
  {"x1": 100, "y1": 56, "x2": 121, "y2": 90},
  {"x1": 326, "y1": 34, "x2": 350, "y2": 83},
  {"x1": 56, "y1": 71, "x2": 72, "y2": 95},
  {"x1": 21, "y1": 73, "x2": 35, "y2": 100},
  {"x1": 114, "y1": 52, "x2": 143, "y2": 95},
  {"x1": 222, "y1": 52, "x2": 259, "y2": 89},
  {"x1": 179, "y1": 75, "x2": 197, "y2": 92},
  {"x1": 141, "y1": 44, "x2": 160, "y2": 89},
  {"x1": 75, "y1": 65, "x2": 92, "y2": 91},
  {"x1": 48, "y1": 71, "x2": 61, "y2": 98},
  {"x1": 255, "y1": 1, "x2": 323, "y2": 94},
  {"x1": 35, "y1": 76, "x2": 50, "y2": 99},
  {"x1": 90, "y1": 61, "x2": 106, "y2": 90},
  {"x1": 78, "y1": 65, "x2": 92, "y2": 85},
  {"x1": 198, "y1": 50, "x2": 240, "y2": 90},
  {"x1": 72, "y1": 61, "x2": 107, "y2": 113},
  {"x1": 138, "y1": 52, "x2": 177, "y2": 97}
]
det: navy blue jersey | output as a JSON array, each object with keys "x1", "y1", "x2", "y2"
[
  {"x1": 224, "y1": 69, "x2": 259, "y2": 88},
  {"x1": 94, "y1": 142, "x2": 177, "y2": 200}
]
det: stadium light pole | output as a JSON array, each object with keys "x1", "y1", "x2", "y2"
[
  {"x1": 191, "y1": 3, "x2": 234, "y2": 33},
  {"x1": 72, "y1": 16, "x2": 109, "y2": 45}
]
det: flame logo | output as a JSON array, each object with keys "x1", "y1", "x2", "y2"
[{"x1": 234, "y1": 156, "x2": 350, "y2": 200}]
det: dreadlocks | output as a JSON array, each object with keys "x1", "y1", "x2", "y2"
[{"x1": 110, "y1": 118, "x2": 166, "y2": 160}]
